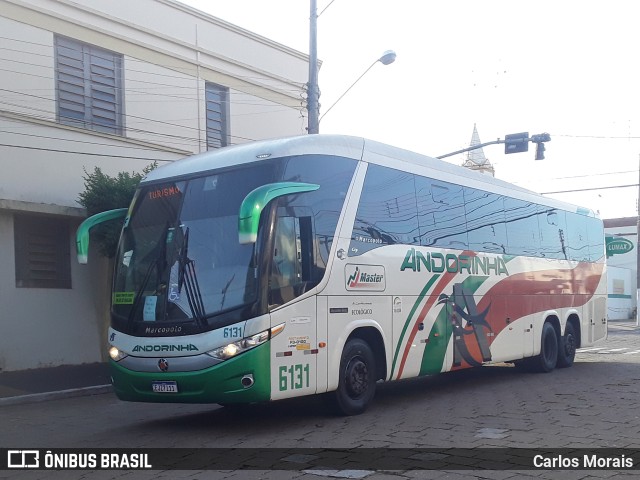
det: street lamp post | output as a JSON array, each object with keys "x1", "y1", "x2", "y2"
[
  {"x1": 318, "y1": 50, "x2": 396, "y2": 125},
  {"x1": 306, "y1": 0, "x2": 395, "y2": 133}
]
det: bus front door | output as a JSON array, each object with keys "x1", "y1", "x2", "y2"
[{"x1": 267, "y1": 211, "x2": 318, "y2": 401}]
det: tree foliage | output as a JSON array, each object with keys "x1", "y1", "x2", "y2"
[{"x1": 77, "y1": 163, "x2": 156, "y2": 258}]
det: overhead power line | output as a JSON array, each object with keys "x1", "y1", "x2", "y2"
[
  {"x1": 0, "y1": 142, "x2": 174, "y2": 161},
  {"x1": 541, "y1": 184, "x2": 639, "y2": 194}
]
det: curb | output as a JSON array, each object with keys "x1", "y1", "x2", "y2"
[{"x1": 0, "y1": 385, "x2": 113, "y2": 407}]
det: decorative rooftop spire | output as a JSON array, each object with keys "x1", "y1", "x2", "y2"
[{"x1": 461, "y1": 124, "x2": 495, "y2": 176}]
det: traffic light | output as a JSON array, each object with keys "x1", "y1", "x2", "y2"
[{"x1": 531, "y1": 133, "x2": 551, "y2": 160}]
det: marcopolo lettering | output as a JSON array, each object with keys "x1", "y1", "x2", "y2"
[
  {"x1": 132, "y1": 344, "x2": 198, "y2": 353},
  {"x1": 400, "y1": 248, "x2": 509, "y2": 276},
  {"x1": 145, "y1": 326, "x2": 183, "y2": 334}
]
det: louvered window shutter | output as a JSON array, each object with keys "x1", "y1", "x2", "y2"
[
  {"x1": 205, "y1": 82, "x2": 229, "y2": 149},
  {"x1": 14, "y1": 215, "x2": 71, "y2": 289},
  {"x1": 55, "y1": 36, "x2": 123, "y2": 135}
]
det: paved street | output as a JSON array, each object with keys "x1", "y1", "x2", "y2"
[{"x1": 2, "y1": 321, "x2": 640, "y2": 480}]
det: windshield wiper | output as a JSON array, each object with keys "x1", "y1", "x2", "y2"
[
  {"x1": 219, "y1": 273, "x2": 236, "y2": 310},
  {"x1": 177, "y1": 227, "x2": 206, "y2": 326}
]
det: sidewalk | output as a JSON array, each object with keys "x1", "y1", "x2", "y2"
[
  {"x1": 608, "y1": 317, "x2": 640, "y2": 332},
  {"x1": 0, "y1": 362, "x2": 112, "y2": 406}
]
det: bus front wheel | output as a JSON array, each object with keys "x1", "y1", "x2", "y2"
[{"x1": 332, "y1": 338, "x2": 376, "y2": 416}]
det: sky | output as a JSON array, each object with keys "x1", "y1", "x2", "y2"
[{"x1": 181, "y1": 0, "x2": 640, "y2": 220}]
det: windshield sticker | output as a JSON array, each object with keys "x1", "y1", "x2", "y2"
[
  {"x1": 143, "y1": 296, "x2": 157, "y2": 321},
  {"x1": 345, "y1": 264, "x2": 386, "y2": 291},
  {"x1": 112, "y1": 292, "x2": 135, "y2": 305},
  {"x1": 168, "y1": 283, "x2": 181, "y2": 302},
  {"x1": 122, "y1": 250, "x2": 132, "y2": 267}
]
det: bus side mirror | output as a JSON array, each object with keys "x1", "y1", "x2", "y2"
[
  {"x1": 76, "y1": 208, "x2": 128, "y2": 264},
  {"x1": 238, "y1": 182, "x2": 319, "y2": 244}
]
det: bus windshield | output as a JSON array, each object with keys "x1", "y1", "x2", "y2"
[
  {"x1": 112, "y1": 163, "x2": 275, "y2": 330},
  {"x1": 111, "y1": 154, "x2": 357, "y2": 335}
]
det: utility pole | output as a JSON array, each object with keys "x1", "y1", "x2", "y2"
[
  {"x1": 307, "y1": 0, "x2": 319, "y2": 134},
  {"x1": 636, "y1": 153, "x2": 639, "y2": 325}
]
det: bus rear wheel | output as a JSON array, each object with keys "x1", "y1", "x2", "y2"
[
  {"x1": 557, "y1": 322, "x2": 577, "y2": 368},
  {"x1": 332, "y1": 338, "x2": 376, "y2": 416},
  {"x1": 531, "y1": 322, "x2": 558, "y2": 373}
]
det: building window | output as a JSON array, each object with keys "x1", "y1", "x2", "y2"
[
  {"x1": 205, "y1": 82, "x2": 229, "y2": 149},
  {"x1": 14, "y1": 215, "x2": 71, "y2": 289},
  {"x1": 55, "y1": 36, "x2": 123, "y2": 135}
]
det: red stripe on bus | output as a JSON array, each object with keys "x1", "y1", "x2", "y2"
[{"x1": 450, "y1": 261, "x2": 604, "y2": 370}]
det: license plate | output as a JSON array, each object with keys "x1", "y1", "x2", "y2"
[{"x1": 152, "y1": 381, "x2": 178, "y2": 393}]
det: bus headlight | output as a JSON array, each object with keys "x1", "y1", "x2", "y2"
[
  {"x1": 207, "y1": 323, "x2": 285, "y2": 360},
  {"x1": 109, "y1": 346, "x2": 128, "y2": 362}
]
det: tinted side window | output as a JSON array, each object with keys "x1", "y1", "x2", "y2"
[
  {"x1": 464, "y1": 189, "x2": 507, "y2": 254},
  {"x1": 504, "y1": 198, "x2": 540, "y2": 256},
  {"x1": 565, "y1": 212, "x2": 590, "y2": 262},
  {"x1": 415, "y1": 177, "x2": 468, "y2": 250},
  {"x1": 587, "y1": 216, "x2": 605, "y2": 261},
  {"x1": 538, "y1": 206, "x2": 567, "y2": 259},
  {"x1": 350, "y1": 164, "x2": 419, "y2": 256}
]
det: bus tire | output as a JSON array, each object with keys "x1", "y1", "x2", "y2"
[
  {"x1": 532, "y1": 322, "x2": 558, "y2": 373},
  {"x1": 557, "y1": 322, "x2": 577, "y2": 368},
  {"x1": 332, "y1": 338, "x2": 376, "y2": 416}
]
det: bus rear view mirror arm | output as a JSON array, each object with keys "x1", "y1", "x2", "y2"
[
  {"x1": 76, "y1": 208, "x2": 128, "y2": 264},
  {"x1": 238, "y1": 182, "x2": 319, "y2": 244}
]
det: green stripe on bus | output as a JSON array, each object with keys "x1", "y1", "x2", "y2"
[{"x1": 419, "y1": 275, "x2": 490, "y2": 376}]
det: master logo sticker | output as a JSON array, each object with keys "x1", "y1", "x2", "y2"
[{"x1": 345, "y1": 264, "x2": 386, "y2": 291}]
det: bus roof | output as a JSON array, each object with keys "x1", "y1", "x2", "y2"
[{"x1": 142, "y1": 134, "x2": 596, "y2": 217}]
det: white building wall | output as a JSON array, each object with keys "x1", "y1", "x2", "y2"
[
  {"x1": 0, "y1": 210, "x2": 113, "y2": 370},
  {"x1": 0, "y1": 0, "x2": 309, "y2": 371},
  {"x1": 123, "y1": 59, "x2": 202, "y2": 152},
  {"x1": 1, "y1": 118, "x2": 181, "y2": 207},
  {"x1": 0, "y1": 16, "x2": 55, "y2": 120},
  {"x1": 604, "y1": 222, "x2": 637, "y2": 321},
  {"x1": 607, "y1": 266, "x2": 633, "y2": 320}
]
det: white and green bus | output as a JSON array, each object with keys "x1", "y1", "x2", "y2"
[{"x1": 78, "y1": 135, "x2": 607, "y2": 415}]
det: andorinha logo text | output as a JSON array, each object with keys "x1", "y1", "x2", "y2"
[
  {"x1": 401, "y1": 248, "x2": 509, "y2": 276},
  {"x1": 346, "y1": 265, "x2": 385, "y2": 291},
  {"x1": 132, "y1": 344, "x2": 198, "y2": 353},
  {"x1": 606, "y1": 237, "x2": 634, "y2": 257}
]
